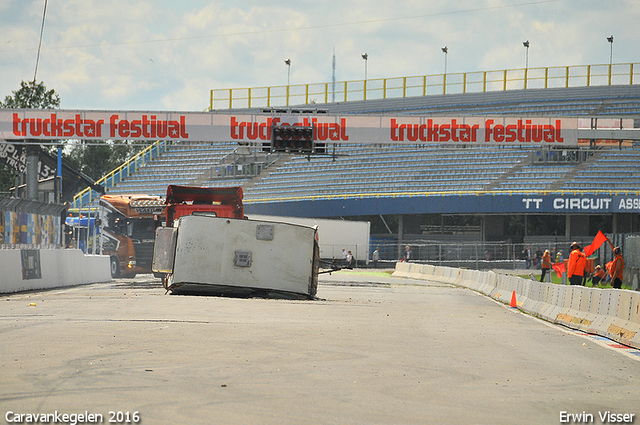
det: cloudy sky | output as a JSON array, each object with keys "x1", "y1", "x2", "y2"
[{"x1": 1, "y1": 0, "x2": 638, "y2": 112}]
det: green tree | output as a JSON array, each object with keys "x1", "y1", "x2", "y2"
[
  {"x1": 1, "y1": 80, "x2": 142, "y2": 194},
  {"x1": 1, "y1": 80, "x2": 61, "y2": 194},
  {"x1": 1, "y1": 80, "x2": 60, "y2": 109}
]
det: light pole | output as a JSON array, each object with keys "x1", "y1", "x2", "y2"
[
  {"x1": 284, "y1": 58, "x2": 291, "y2": 105},
  {"x1": 523, "y1": 40, "x2": 530, "y2": 89},
  {"x1": 362, "y1": 53, "x2": 368, "y2": 80},
  {"x1": 441, "y1": 46, "x2": 448, "y2": 75},
  {"x1": 607, "y1": 35, "x2": 614, "y2": 85},
  {"x1": 441, "y1": 46, "x2": 448, "y2": 94},
  {"x1": 362, "y1": 53, "x2": 368, "y2": 100},
  {"x1": 285, "y1": 58, "x2": 291, "y2": 86}
]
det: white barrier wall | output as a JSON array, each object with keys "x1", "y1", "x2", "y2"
[
  {"x1": 393, "y1": 262, "x2": 640, "y2": 350},
  {"x1": 0, "y1": 249, "x2": 111, "y2": 293}
]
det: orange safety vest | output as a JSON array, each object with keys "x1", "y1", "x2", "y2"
[
  {"x1": 610, "y1": 254, "x2": 624, "y2": 280},
  {"x1": 567, "y1": 249, "x2": 586, "y2": 278},
  {"x1": 542, "y1": 253, "x2": 552, "y2": 269}
]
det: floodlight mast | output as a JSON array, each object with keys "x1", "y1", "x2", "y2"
[
  {"x1": 441, "y1": 46, "x2": 448, "y2": 94},
  {"x1": 607, "y1": 35, "x2": 614, "y2": 85},
  {"x1": 441, "y1": 46, "x2": 448, "y2": 75},
  {"x1": 523, "y1": 40, "x2": 530, "y2": 89},
  {"x1": 362, "y1": 53, "x2": 368, "y2": 81},
  {"x1": 285, "y1": 58, "x2": 291, "y2": 86}
]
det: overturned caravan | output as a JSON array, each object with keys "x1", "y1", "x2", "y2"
[{"x1": 152, "y1": 214, "x2": 320, "y2": 299}]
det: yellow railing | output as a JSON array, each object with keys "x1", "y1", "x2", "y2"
[
  {"x1": 243, "y1": 188, "x2": 640, "y2": 205},
  {"x1": 209, "y1": 62, "x2": 638, "y2": 111},
  {"x1": 71, "y1": 140, "x2": 170, "y2": 209}
]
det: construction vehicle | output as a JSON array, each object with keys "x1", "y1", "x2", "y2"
[
  {"x1": 152, "y1": 185, "x2": 320, "y2": 299},
  {"x1": 100, "y1": 194, "x2": 166, "y2": 278}
]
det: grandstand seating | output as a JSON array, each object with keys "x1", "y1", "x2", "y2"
[
  {"x1": 104, "y1": 140, "x2": 640, "y2": 201},
  {"x1": 559, "y1": 150, "x2": 640, "y2": 192},
  {"x1": 99, "y1": 84, "x2": 640, "y2": 202},
  {"x1": 492, "y1": 164, "x2": 575, "y2": 191},
  {"x1": 106, "y1": 141, "x2": 247, "y2": 195},
  {"x1": 234, "y1": 145, "x2": 527, "y2": 199}
]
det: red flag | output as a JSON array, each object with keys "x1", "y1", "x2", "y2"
[
  {"x1": 584, "y1": 231, "x2": 608, "y2": 257},
  {"x1": 552, "y1": 262, "x2": 566, "y2": 279}
]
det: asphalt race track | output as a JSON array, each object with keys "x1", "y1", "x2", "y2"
[{"x1": 1, "y1": 270, "x2": 639, "y2": 425}]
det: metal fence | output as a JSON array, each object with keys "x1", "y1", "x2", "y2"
[
  {"x1": 368, "y1": 241, "x2": 530, "y2": 269},
  {"x1": 625, "y1": 235, "x2": 640, "y2": 270},
  {"x1": 210, "y1": 62, "x2": 639, "y2": 110},
  {"x1": 321, "y1": 241, "x2": 527, "y2": 269},
  {"x1": 329, "y1": 235, "x2": 640, "y2": 272}
]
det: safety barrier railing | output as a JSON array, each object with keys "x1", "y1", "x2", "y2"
[
  {"x1": 242, "y1": 187, "x2": 640, "y2": 205},
  {"x1": 209, "y1": 62, "x2": 638, "y2": 110},
  {"x1": 71, "y1": 140, "x2": 171, "y2": 209}
]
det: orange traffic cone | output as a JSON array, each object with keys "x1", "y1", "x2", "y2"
[{"x1": 510, "y1": 290, "x2": 517, "y2": 308}]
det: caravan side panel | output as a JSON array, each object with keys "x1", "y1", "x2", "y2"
[{"x1": 172, "y1": 215, "x2": 316, "y2": 296}]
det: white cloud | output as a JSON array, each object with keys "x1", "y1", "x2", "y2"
[{"x1": 1, "y1": 0, "x2": 638, "y2": 110}]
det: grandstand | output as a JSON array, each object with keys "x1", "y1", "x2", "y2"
[
  {"x1": 101, "y1": 84, "x2": 640, "y2": 201},
  {"x1": 79, "y1": 76, "x2": 640, "y2": 268},
  {"x1": 108, "y1": 141, "x2": 239, "y2": 194},
  {"x1": 104, "y1": 139, "x2": 640, "y2": 210}
]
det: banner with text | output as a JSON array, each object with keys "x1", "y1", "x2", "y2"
[{"x1": 0, "y1": 109, "x2": 579, "y2": 146}]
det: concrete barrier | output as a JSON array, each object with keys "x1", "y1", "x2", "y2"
[
  {"x1": 587, "y1": 290, "x2": 618, "y2": 337},
  {"x1": 478, "y1": 271, "x2": 497, "y2": 296},
  {"x1": 556, "y1": 286, "x2": 588, "y2": 330},
  {"x1": 491, "y1": 274, "x2": 517, "y2": 306},
  {"x1": 605, "y1": 291, "x2": 640, "y2": 347},
  {"x1": 535, "y1": 283, "x2": 554, "y2": 321},
  {"x1": 460, "y1": 269, "x2": 479, "y2": 290},
  {"x1": 521, "y1": 280, "x2": 544, "y2": 314},
  {"x1": 392, "y1": 262, "x2": 640, "y2": 349},
  {"x1": 628, "y1": 294, "x2": 640, "y2": 348},
  {"x1": 562, "y1": 286, "x2": 601, "y2": 333},
  {"x1": 546, "y1": 284, "x2": 564, "y2": 322},
  {"x1": 439, "y1": 267, "x2": 454, "y2": 284},
  {"x1": 515, "y1": 278, "x2": 531, "y2": 308},
  {"x1": 0, "y1": 249, "x2": 111, "y2": 294},
  {"x1": 423, "y1": 264, "x2": 436, "y2": 277},
  {"x1": 580, "y1": 289, "x2": 602, "y2": 332},
  {"x1": 391, "y1": 261, "x2": 409, "y2": 278}
]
